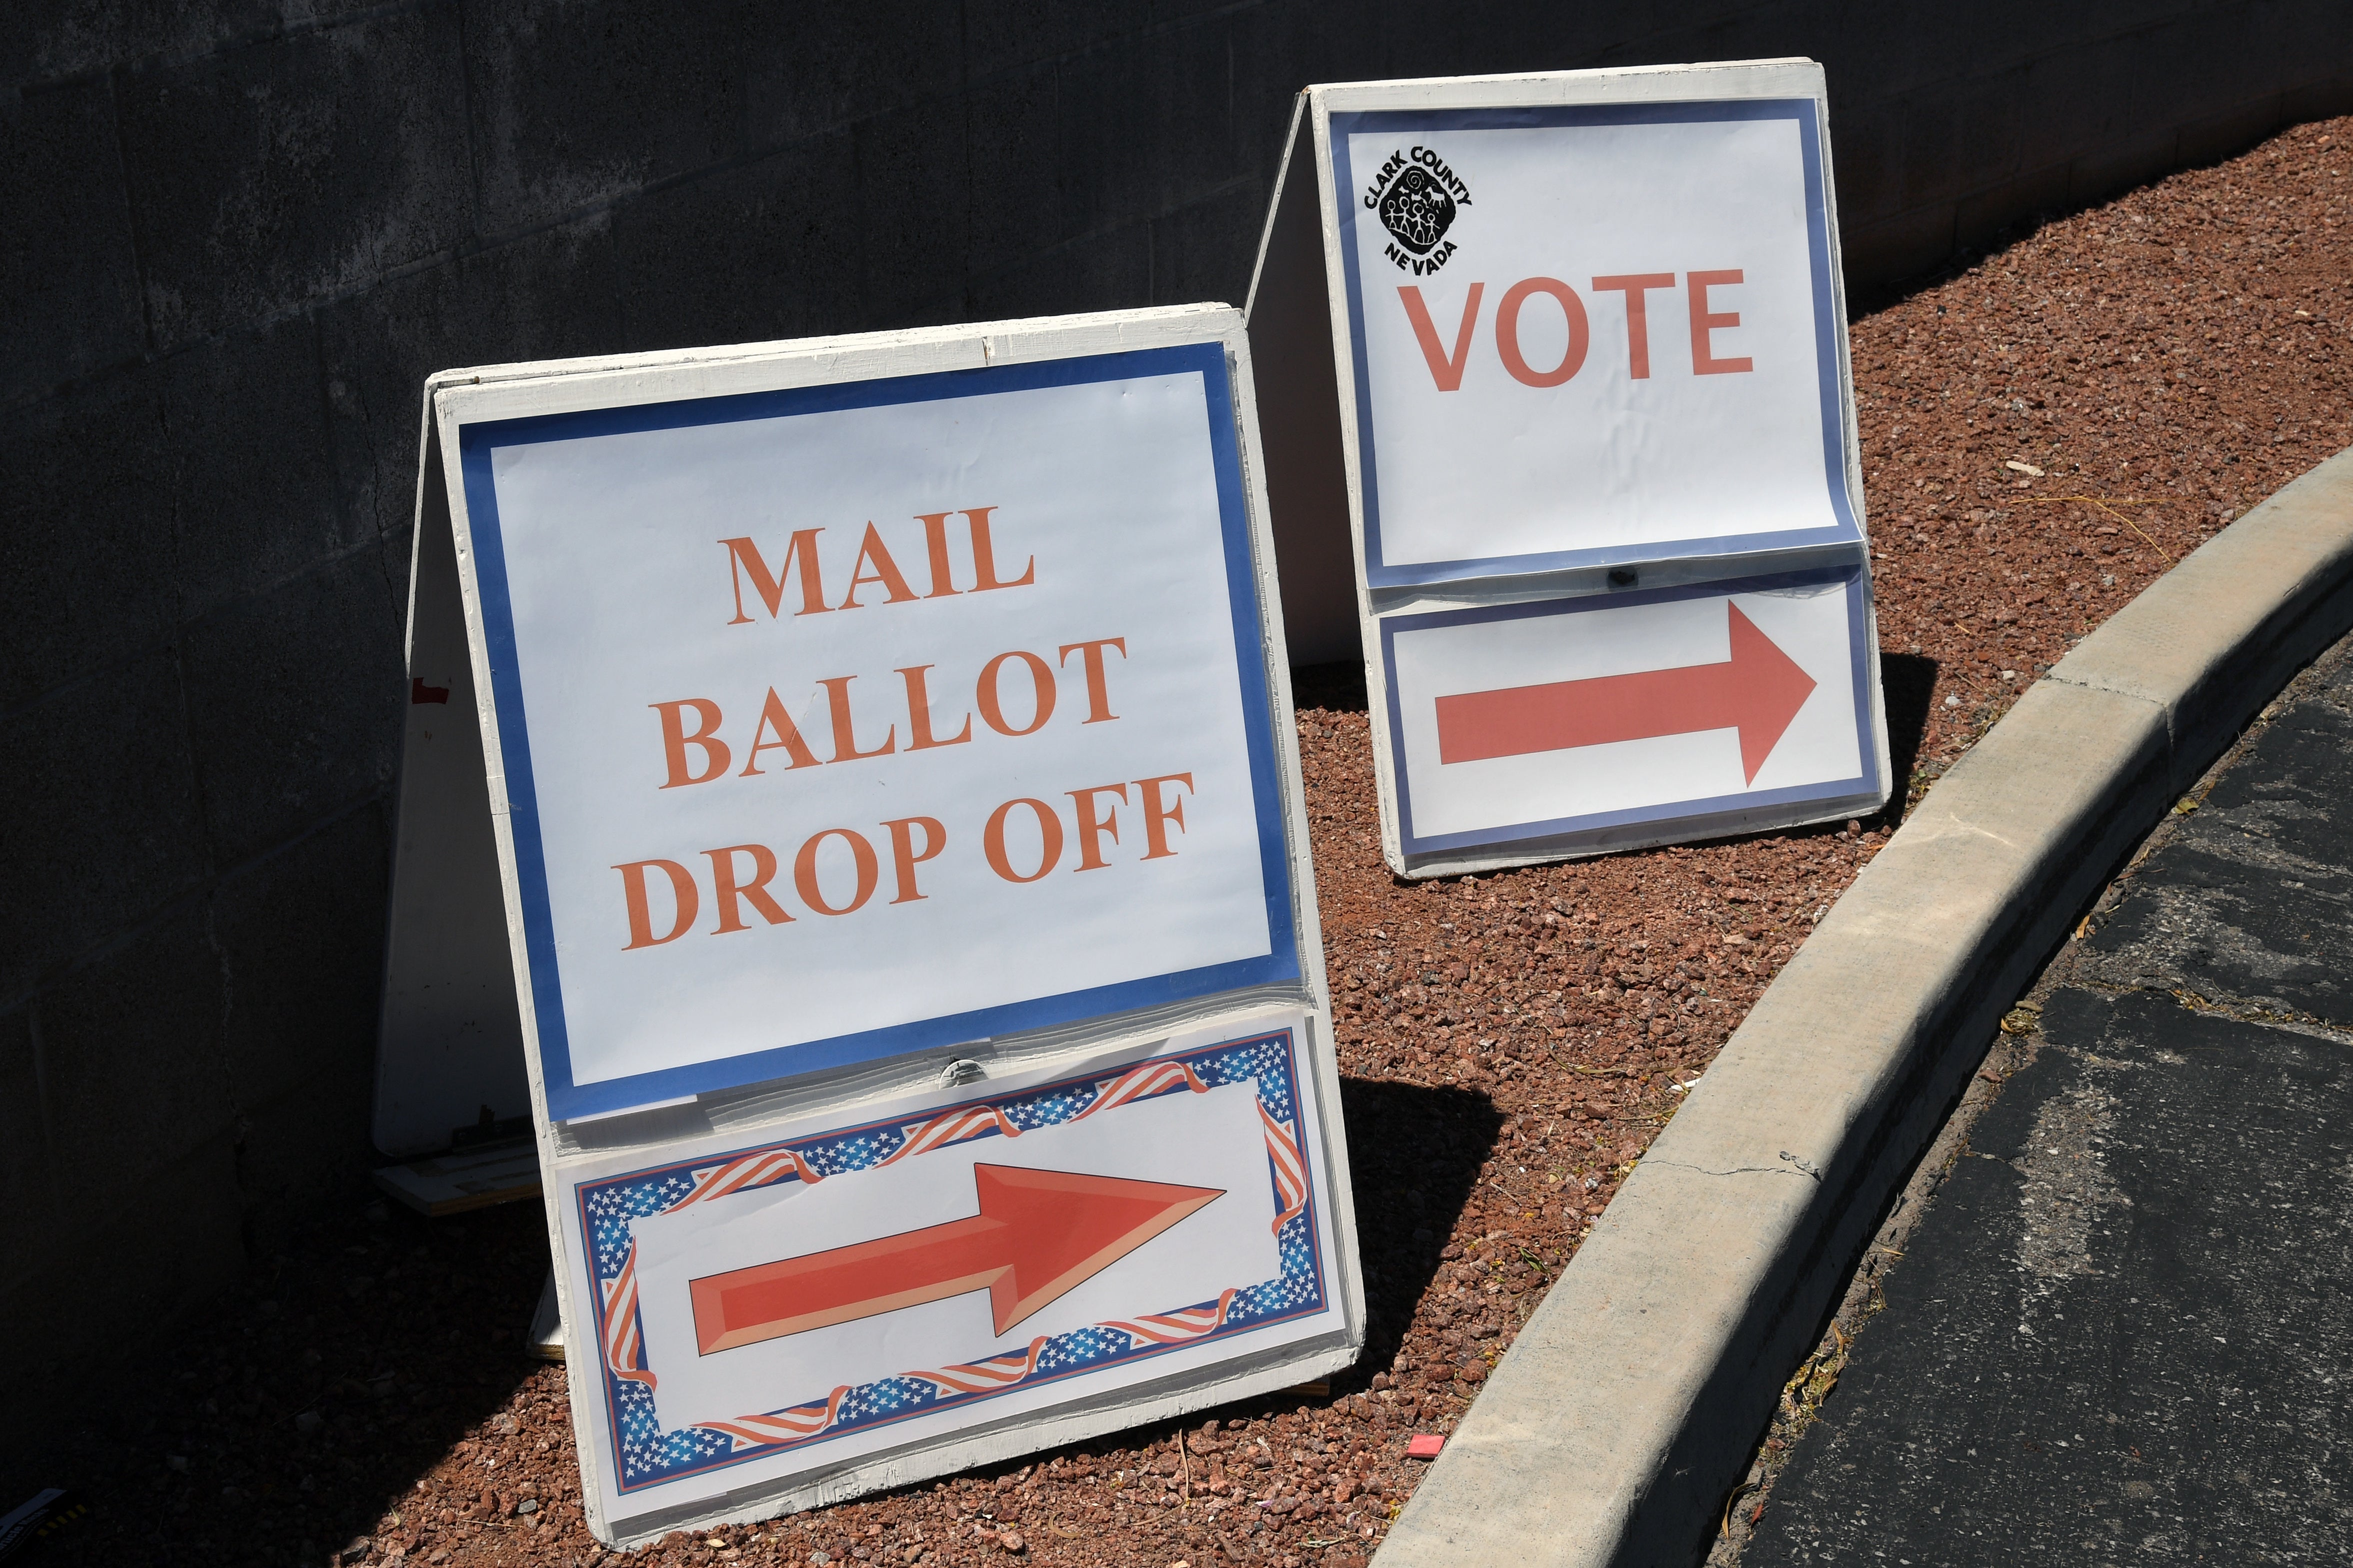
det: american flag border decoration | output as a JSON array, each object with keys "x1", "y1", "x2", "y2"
[{"x1": 574, "y1": 1026, "x2": 1330, "y2": 1496}]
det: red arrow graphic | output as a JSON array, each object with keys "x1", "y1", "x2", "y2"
[
  {"x1": 1434, "y1": 602, "x2": 1818, "y2": 783},
  {"x1": 688, "y1": 1164, "x2": 1222, "y2": 1355}
]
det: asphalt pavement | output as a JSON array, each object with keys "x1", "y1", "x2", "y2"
[{"x1": 1742, "y1": 635, "x2": 2353, "y2": 1566}]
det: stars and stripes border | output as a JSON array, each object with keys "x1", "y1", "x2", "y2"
[{"x1": 576, "y1": 1027, "x2": 1326, "y2": 1492}]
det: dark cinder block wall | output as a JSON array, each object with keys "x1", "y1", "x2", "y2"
[{"x1": 3, "y1": 0, "x2": 2348, "y2": 1457}]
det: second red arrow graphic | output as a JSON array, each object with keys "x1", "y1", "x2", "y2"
[
  {"x1": 1434, "y1": 601, "x2": 1818, "y2": 783},
  {"x1": 690, "y1": 1164, "x2": 1224, "y2": 1355}
]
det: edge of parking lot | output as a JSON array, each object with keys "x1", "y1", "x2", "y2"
[{"x1": 1372, "y1": 445, "x2": 2353, "y2": 1568}]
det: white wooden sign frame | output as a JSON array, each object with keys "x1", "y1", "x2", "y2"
[
  {"x1": 1244, "y1": 59, "x2": 1891, "y2": 878},
  {"x1": 374, "y1": 306, "x2": 1362, "y2": 1545}
]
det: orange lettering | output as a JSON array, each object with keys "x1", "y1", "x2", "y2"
[
  {"x1": 976, "y1": 651, "x2": 1055, "y2": 737},
  {"x1": 1688, "y1": 269, "x2": 1753, "y2": 375},
  {"x1": 818, "y1": 676, "x2": 896, "y2": 761},
  {"x1": 794, "y1": 829, "x2": 880, "y2": 916},
  {"x1": 838, "y1": 522, "x2": 918, "y2": 608},
  {"x1": 1067, "y1": 783, "x2": 1128, "y2": 871},
  {"x1": 916, "y1": 511, "x2": 960, "y2": 598},
  {"x1": 1056, "y1": 638, "x2": 1128, "y2": 724},
  {"x1": 1496, "y1": 278, "x2": 1588, "y2": 388},
  {"x1": 706, "y1": 844, "x2": 793, "y2": 932},
  {"x1": 897, "y1": 665, "x2": 973, "y2": 750},
  {"x1": 882, "y1": 816, "x2": 947, "y2": 903},
  {"x1": 738, "y1": 688, "x2": 822, "y2": 775},
  {"x1": 964, "y1": 507, "x2": 1034, "y2": 591},
  {"x1": 984, "y1": 798, "x2": 1064, "y2": 883},
  {"x1": 1134, "y1": 772, "x2": 1194, "y2": 860},
  {"x1": 1591, "y1": 272, "x2": 1676, "y2": 379},
  {"x1": 614, "y1": 859, "x2": 698, "y2": 948},
  {"x1": 1398, "y1": 283, "x2": 1486, "y2": 392},
  {"x1": 721, "y1": 532, "x2": 829, "y2": 621},
  {"x1": 652, "y1": 699, "x2": 730, "y2": 787}
]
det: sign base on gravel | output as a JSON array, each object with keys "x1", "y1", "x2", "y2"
[
  {"x1": 376, "y1": 306, "x2": 1358, "y2": 1544},
  {"x1": 1246, "y1": 59, "x2": 1890, "y2": 875}
]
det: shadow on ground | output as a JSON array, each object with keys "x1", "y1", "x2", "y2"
[
  {"x1": 1877, "y1": 652, "x2": 1941, "y2": 820},
  {"x1": 6, "y1": 1075, "x2": 1502, "y2": 1566},
  {"x1": 15, "y1": 1197, "x2": 551, "y2": 1565},
  {"x1": 1334, "y1": 1079, "x2": 1504, "y2": 1373},
  {"x1": 1291, "y1": 661, "x2": 1370, "y2": 715}
]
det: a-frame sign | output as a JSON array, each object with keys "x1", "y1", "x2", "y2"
[
  {"x1": 376, "y1": 306, "x2": 1361, "y2": 1544},
  {"x1": 1245, "y1": 59, "x2": 1891, "y2": 877}
]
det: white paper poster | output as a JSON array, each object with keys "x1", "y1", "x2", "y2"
[
  {"x1": 1330, "y1": 95, "x2": 1860, "y2": 585},
  {"x1": 448, "y1": 343, "x2": 1300, "y2": 1120},
  {"x1": 1380, "y1": 568, "x2": 1878, "y2": 856}
]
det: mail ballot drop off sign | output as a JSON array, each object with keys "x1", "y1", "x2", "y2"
[
  {"x1": 1334, "y1": 97, "x2": 1859, "y2": 583},
  {"x1": 450, "y1": 345, "x2": 1298, "y2": 1121},
  {"x1": 408, "y1": 315, "x2": 1360, "y2": 1544}
]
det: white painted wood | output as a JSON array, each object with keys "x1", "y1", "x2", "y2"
[
  {"x1": 1305, "y1": 56, "x2": 1831, "y2": 111},
  {"x1": 426, "y1": 303, "x2": 1244, "y2": 426},
  {"x1": 1244, "y1": 96, "x2": 1360, "y2": 665},
  {"x1": 530, "y1": 1271, "x2": 565, "y2": 1362},
  {"x1": 372, "y1": 414, "x2": 531, "y2": 1155},
  {"x1": 1228, "y1": 309, "x2": 1366, "y2": 1411}
]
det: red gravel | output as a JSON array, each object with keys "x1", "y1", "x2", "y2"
[{"x1": 21, "y1": 116, "x2": 2352, "y2": 1568}]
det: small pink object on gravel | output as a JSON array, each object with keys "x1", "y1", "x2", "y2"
[{"x1": 1406, "y1": 1434, "x2": 1446, "y2": 1460}]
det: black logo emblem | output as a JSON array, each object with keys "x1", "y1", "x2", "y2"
[
  {"x1": 1363, "y1": 146, "x2": 1472, "y2": 277},
  {"x1": 1378, "y1": 167, "x2": 1456, "y2": 255}
]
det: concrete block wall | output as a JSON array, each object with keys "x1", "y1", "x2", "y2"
[{"x1": 2, "y1": 0, "x2": 2347, "y2": 1460}]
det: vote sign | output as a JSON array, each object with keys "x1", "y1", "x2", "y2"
[
  {"x1": 1248, "y1": 59, "x2": 1888, "y2": 873},
  {"x1": 1334, "y1": 87, "x2": 1860, "y2": 584},
  {"x1": 386, "y1": 307, "x2": 1360, "y2": 1543}
]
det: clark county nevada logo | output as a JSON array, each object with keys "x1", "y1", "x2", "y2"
[{"x1": 1364, "y1": 145, "x2": 1471, "y2": 276}]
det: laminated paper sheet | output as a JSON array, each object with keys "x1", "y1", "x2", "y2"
[{"x1": 562, "y1": 1014, "x2": 1342, "y2": 1524}]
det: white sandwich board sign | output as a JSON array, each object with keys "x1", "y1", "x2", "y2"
[
  {"x1": 376, "y1": 306, "x2": 1360, "y2": 1543},
  {"x1": 1246, "y1": 58, "x2": 1890, "y2": 876}
]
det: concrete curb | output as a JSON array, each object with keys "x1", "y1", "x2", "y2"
[{"x1": 1374, "y1": 447, "x2": 2353, "y2": 1568}]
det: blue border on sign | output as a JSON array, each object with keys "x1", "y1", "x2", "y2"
[
  {"x1": 1328, "y1": 100, "x2": 1862, "y2": 587},
  {"x1": 454, "y1": 344, "x2": 1302, "y2": 1121},
  {"x1": 576, "y1": 1026, "x2": 1330, "y2": 1497},
  {"x1": 1380, "y1": 565, "x2": 1879, "y2": 857}
]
